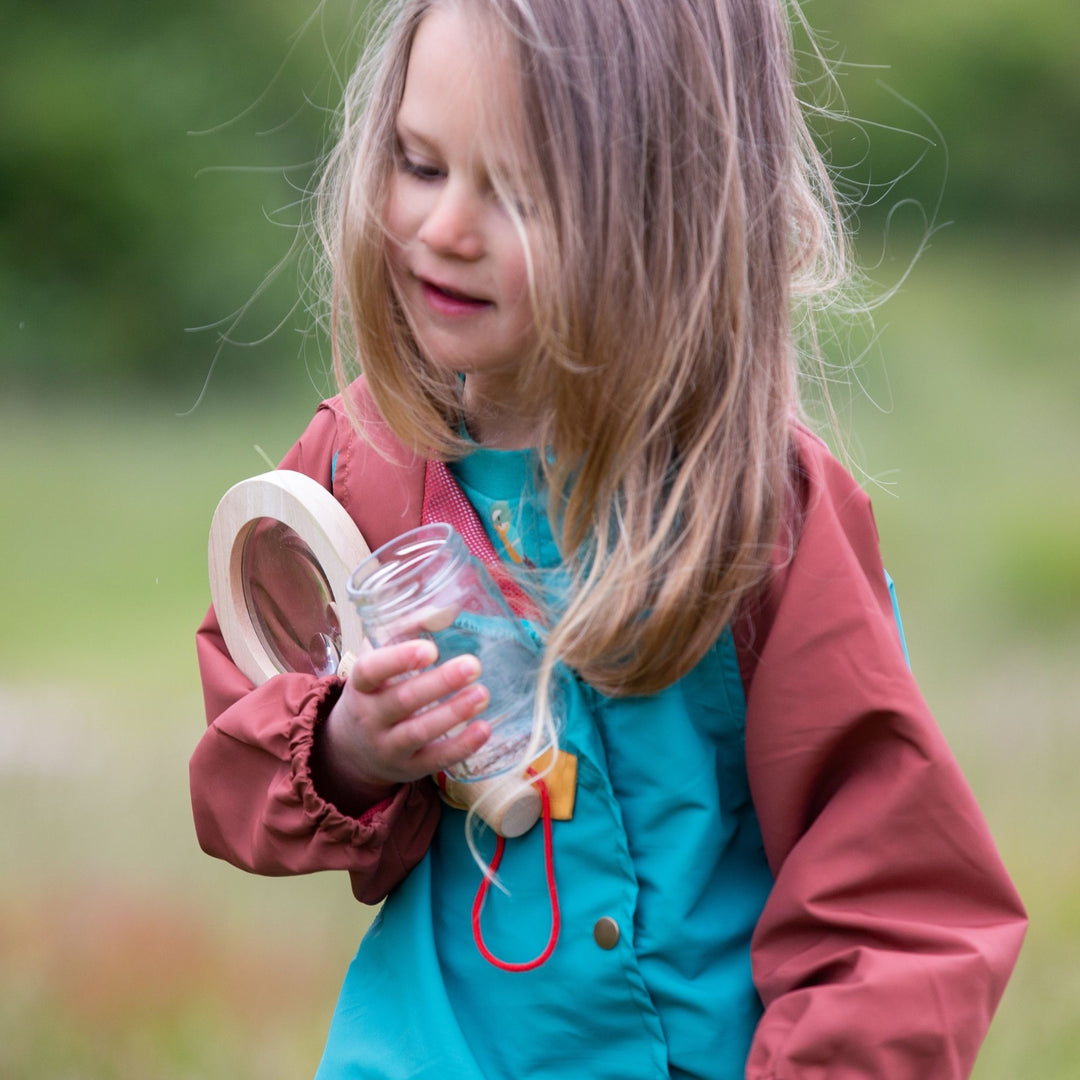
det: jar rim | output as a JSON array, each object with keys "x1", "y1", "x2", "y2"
[{"x1": 347, "y1": 523, "x2": 466, "y2": 617}]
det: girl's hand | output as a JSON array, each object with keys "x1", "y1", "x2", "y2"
[{"x1": 314, "y1": 639, "x2": 491, "y2": 809}]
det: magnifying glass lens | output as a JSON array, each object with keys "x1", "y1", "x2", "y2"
[{"x1": 241, "y1": 518, "x2": 342, "y2": 678}]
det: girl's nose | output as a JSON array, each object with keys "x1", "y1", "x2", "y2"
[{"x1": 417, "y1": 181, "x2": 484, "y2": 260}]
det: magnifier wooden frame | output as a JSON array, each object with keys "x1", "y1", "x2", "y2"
[{"x1": 207, "y1": 470, "x2": 371, "y2": 686}]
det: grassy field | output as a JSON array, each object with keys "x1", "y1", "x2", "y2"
[{"x1": 1, "y1": 235, "x2": 1077, "y2": 1076}]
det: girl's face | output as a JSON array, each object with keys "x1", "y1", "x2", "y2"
[{"x1": 385, "y1": 4, "x2": 539, "y2": 405}]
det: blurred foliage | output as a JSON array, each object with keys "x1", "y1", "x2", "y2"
[
  {"x1": 803, "y1": 0, "x2": 1080, "y2": 236},
  {"x1": 1, "y1": 0, "x2": 1077, "y2": 398},
  {"x1": 1, "y1": 0, "x2": 369, "y2": 400}
]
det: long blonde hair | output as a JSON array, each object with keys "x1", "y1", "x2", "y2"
[{"x1": 321, "y1": 0, "x2": 847, "y2": 698}]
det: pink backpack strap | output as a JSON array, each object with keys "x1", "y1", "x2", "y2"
[
  {"x1": 330, "y1": 378, "x2": 535, "y2": 619},
  {"x1": 422, "y1": 460, "x2": 537, "y2": 620}
]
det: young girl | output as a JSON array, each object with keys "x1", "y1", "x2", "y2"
[{"x1": 191, "y1": 1, "x2": 1026, "y2": 1076}]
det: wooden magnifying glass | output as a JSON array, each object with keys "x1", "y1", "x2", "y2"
[{"x1": 208, "y1": 470, "x2": 370, "y2": 686}]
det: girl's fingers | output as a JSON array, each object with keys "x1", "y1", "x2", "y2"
[
  {"x1": 407, "y1": 717, "x2": 492, "y2": 776},
  {"x1": 391, "y1": 656, "x2": 482, "y2": 718},
  {"x1": 387, "y1": 682, "x2": 490, "y2": 753},
  {"x1": 338, "y1": 640, "x2": 494, "y2": 780},
  {"x1": 351, "y1": 650, "x2": 483, "y2": 730},
  {"x1": 348, "y1": 639, "x2": 437, "y2": 693}
]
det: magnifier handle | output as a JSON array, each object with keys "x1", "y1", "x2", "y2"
[{"x1": 337, "y1": 650, "x2": 358, "y2": 681}]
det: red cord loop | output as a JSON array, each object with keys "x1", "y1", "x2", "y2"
[{"x1": 471, "y1": 773, "x2": 560, "y2": 972}]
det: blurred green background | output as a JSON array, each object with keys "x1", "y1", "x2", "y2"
[{"x1": 1, "y1": 0, "x2": 1077, "y2": 1076}]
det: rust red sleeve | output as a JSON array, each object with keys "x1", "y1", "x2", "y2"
[
  {"x1": 741, "y1": 425, "x2": 1026, "y2": 1079},
  {"x1": 189, "y1": 385, "x2": 439, "y2": 904}
]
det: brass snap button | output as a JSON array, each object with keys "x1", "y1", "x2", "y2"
[{"x1": 593, "y1": 916, "x2": 620, "y2": 950}]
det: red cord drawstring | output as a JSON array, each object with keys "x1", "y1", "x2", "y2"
[{"x1": 471, "y1": 773, "x2": 560, "y2": 972}]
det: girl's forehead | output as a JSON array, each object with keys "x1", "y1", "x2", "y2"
[
  {"x1": 398, "y1": 4, "x2": 527, "y2": 160},
  {"x1": 406, "y1": 4, "x2": 516, "y2": 94}
]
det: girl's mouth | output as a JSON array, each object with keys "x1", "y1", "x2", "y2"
[{"x1": 420, "y1": 278, "x2": 491, "y2": 316}]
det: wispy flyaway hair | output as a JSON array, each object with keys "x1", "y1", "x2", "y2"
[{"x1": 320, "y1": 0, "x2": 848, "y2": 697}]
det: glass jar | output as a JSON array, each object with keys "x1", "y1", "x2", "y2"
[{"x1": 348, "y1": 523, "x2": 546, "y2": 783}]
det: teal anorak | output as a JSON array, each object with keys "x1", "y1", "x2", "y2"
[{"x1": 317, "y1": 442, "x2": 771, "y2": 1079}]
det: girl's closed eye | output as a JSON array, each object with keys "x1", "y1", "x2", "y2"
[{"x1": 397, "y1": 144, "x2": 444, "y2": 182}]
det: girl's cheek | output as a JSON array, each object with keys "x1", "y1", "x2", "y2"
[
  {"x1": 385, "y1": 247, "x2": 413, "y2": 313},
  {"x1": 500, "y1": 237, "x2": 534, "y2": 305},
  {"x1": 383, "y1": 190, "x2": 417, "y2": 276},
  {"x1": 383, "y1": 180, "x2": 417, "y2": 244}
]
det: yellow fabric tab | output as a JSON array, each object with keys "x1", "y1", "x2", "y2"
[{"x1": 530, "y1": 748, "x2": 577, "y2": 820}]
